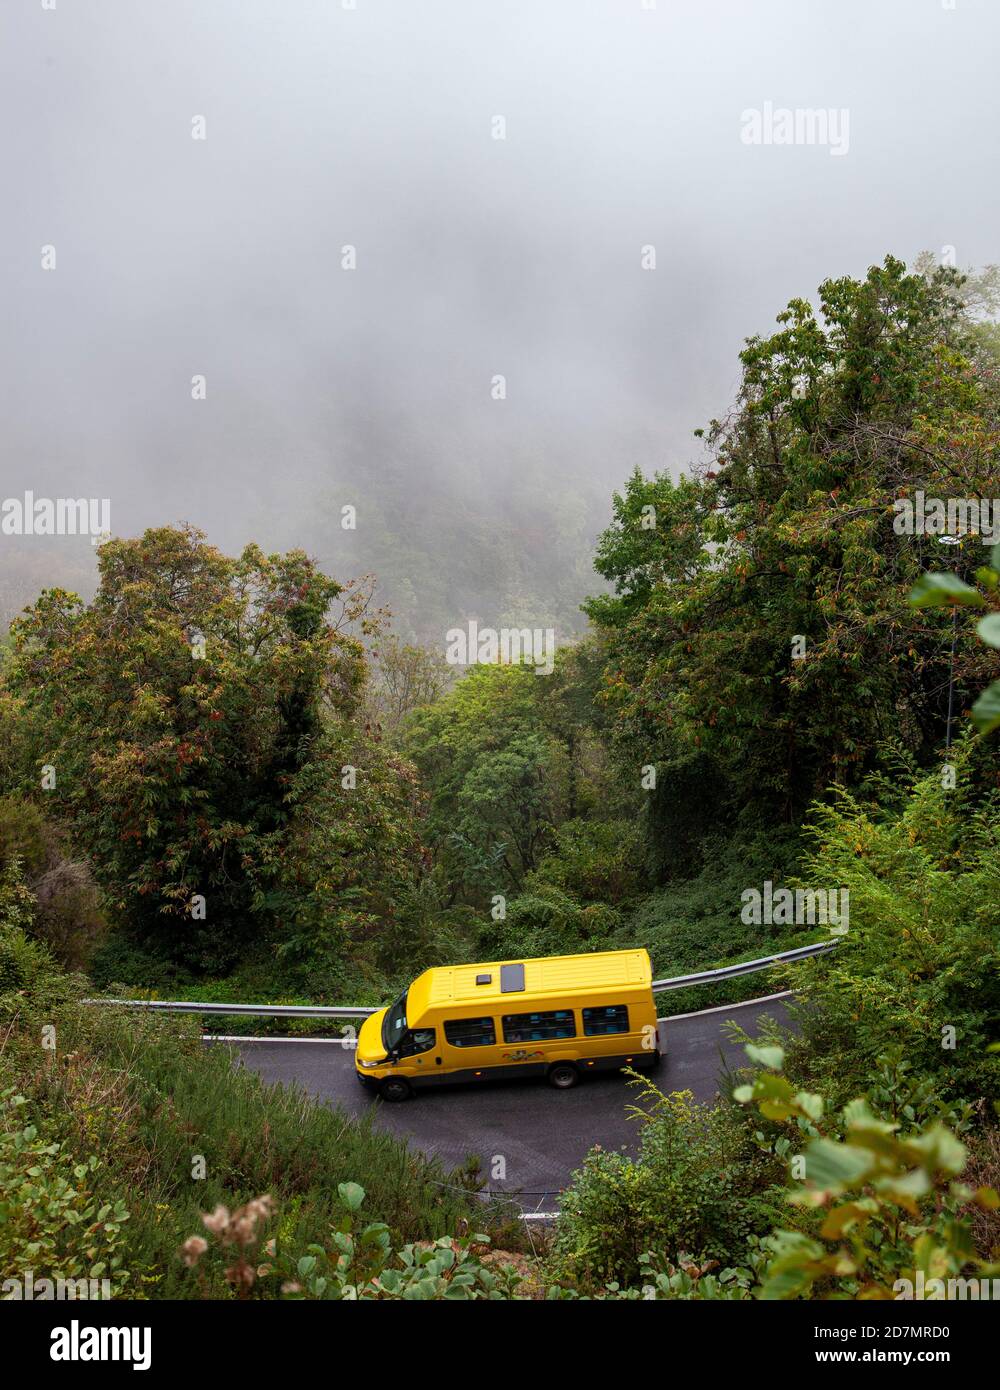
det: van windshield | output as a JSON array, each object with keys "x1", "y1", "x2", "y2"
[{"x1": 382, "y1": 992, "x2": 408, "y2": 1054}]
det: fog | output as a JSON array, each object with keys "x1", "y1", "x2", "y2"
[{"x1": 3, "y1": 0, "x2": 1000, "y2": 636}]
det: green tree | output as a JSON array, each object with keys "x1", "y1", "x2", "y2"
[
  {"x1": 404, "y1": 664, "x2": 568, "y2": 897},
  {"x1": 587, "y1": 257, "x2": 1000, "y2": 827},
  {"x1": 540, "y1": 638, "x2": 637, "y2": 823},
  {"x1": 273, "y1": 723, "x2": 428, "y2": 980},
  {"x1": 4, "y1": 526, "x2": 370, "y2": 972}
]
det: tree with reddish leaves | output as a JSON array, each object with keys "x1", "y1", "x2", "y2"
[{"x1": 5, "y1": 526, "x2": 375, "y2": 972}]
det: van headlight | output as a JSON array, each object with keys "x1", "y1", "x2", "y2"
[{"x1": 358, "y1": 1058, "x2": 385, "y2": 1069}]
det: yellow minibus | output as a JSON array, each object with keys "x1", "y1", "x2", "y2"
[{"x1": 355, "y1": 948, "x2": 660, "y2": 1101}]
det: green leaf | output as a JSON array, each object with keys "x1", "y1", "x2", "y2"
[
  {"x1": 359, "y1": 1222, "x2": 391, "y2": 1248},
  {"x1": 909, "y1": 572, "x2": 985, "y2": 608},
  {"x1": 976, "y1": 613, "x2": 1000, "y2": 649},
  {"x1": 801, "y1": 1138, "x2": 873, "y2": 1190},
  {"x1": 793, "y1": 1091, "x2": 824, "y2": 1122},
  {"x1": 752, "y1": 1072, "x2": 795, "y2": 1102},
  {"x1": 819, "y1": 1202, "x2": 869, "y2": 1240},
  {"x1": 905, "y1": 1122, "x2": 967, "y2": 1177},
  {"x1": 874, "y1": 1168, "x2": 931, "y2": 1205},
  {"x1": 337, "y1": 1182, "x2": 365, "y2": 1212},
  {"x1": 745, "y1": 1043, "x2": 785, "y2": 1070},
  {"x1": 971, "y1": 681, "x2": 1000, "y2": 735}
]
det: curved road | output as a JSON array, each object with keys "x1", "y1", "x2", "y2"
[{"x1": 223, "y1": 993, "x2": 792, "y2": 1214}]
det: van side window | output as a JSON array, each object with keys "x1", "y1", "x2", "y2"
[
  {"x1": 444, "y1": 1017, "x2": 497, "y2": 1048},
  {"x1": 582, "y1": 1004, "x2": 629, "y2": 1036},
  {"x1": 396, "y1": 1028, "x2": 436, "y2": 1057},
  {"x1": 502, "y1": 1010, "x2": 576, "y2": 1043}
]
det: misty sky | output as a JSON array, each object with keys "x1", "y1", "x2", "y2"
[{"x1": 3, "y1": 0, "x2": 1000, "y2": 628}]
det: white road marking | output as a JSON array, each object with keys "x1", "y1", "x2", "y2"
[{"x1": 659, "y1": 989, "x2": 793, "y2": 1023}]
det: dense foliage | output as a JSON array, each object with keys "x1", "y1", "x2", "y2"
[
  {"x1": 4, "y1": 527, "x2": 373, "y2": 971},
  {"x1": 586, "y1": 257, "x2": 1000, "y2": 826},
  {"x1": 785, "y1": 759, "x2": 1000, "y2": 1107},
  {"x1": 1, "y1": 253, "x2": 998, "y2": 1299}
]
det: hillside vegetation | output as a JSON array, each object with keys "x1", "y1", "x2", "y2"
[{"x1": 1, "y1": 256, "x2": 998, "y2": 1298}]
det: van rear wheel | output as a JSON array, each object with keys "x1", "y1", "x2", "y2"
[
  {"x1": 380, "y1": 1077, "x2": 412, "y2": 1102},
  {"x1": 547, "y1": 1062, "x2": 579, "y2": 1090}
]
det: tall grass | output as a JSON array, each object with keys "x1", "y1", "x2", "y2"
[{"x1": 1, "y1": 986, "x2": 485, "y2": 1298}]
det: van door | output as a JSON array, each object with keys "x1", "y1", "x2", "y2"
[
  {"x1": 440, "y1": 1016, "x2": 499, "y2": 1080},
  {"x1": 391, "y1": 1027, "x2": 437, "y2": 1083}
]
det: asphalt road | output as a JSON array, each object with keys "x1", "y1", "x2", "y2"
[{"x1": 221, "y1": 993, "x2": 793, "y2": 1214}]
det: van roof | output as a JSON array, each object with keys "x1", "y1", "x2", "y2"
[{"x1": 408, "y1": 949, "x2": 652, "y2": 1018}]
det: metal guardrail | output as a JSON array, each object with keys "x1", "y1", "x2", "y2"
[
  {"x1": 80, "y1": 1000, "x2": 376, "y2": 1019},
  {"x1": 650, "y1": 937, "x2": 838, "y2": 991},
  {"x1": 83, "y1": 938, "x2": 838, "y2": 1019}
]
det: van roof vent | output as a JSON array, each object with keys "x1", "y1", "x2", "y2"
[
  {"x1": 475, "y1": 973, "x2": 492, "y2": 985},
  {"x1": 500, "y1": 963, "x2": 525, "y2": 993}
]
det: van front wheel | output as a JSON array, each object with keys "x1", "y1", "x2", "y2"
[
  {"x1": 547, "y1": 1062, "x2": 579, "y2": 1090},
  {"x1": 380, "y1": 1077, "x2": 412, "y2": 1102}
]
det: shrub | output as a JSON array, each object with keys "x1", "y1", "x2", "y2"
[
  {"x1": 550, "y1": 1047, "x2": 999, "y2": 1301},
  {"x1": 734, "y1": 1043, "x2": 1000, "y2": 1299},
  {"x1": 0, "y1": 858, "x2": 63, "y2": 1001},
  {"x1": 482, "y1": 883, "x2": 623, "y2": 960},
  {"x1": 787, "y1": 763, "x2": 1000, "y2": 1105},
  {"x1": 526, "y1": 818, "x2": 645, "y2": 906},
  {"x1": 181, "y1": 1182, "x2": 524, "y2": 1300},
  {"x1": 549, "y1": 1074, "x2": 780, "y2": 1288},
  {"x1": 616, "y1": 829, "x2": 805, "y2": 969},
  {"x1": 962, "y1": 1121, "x2": 1000, "y2": 1261},
  {"x1": 373, "y1": 871, "x2": 478, "y2": 981},
  {"x1": 0, "y1": 797, "x2": 106, "y2": 970},
  {"x1": 0, "y1": 1089, "x2": 131, "y2": 1297}
]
